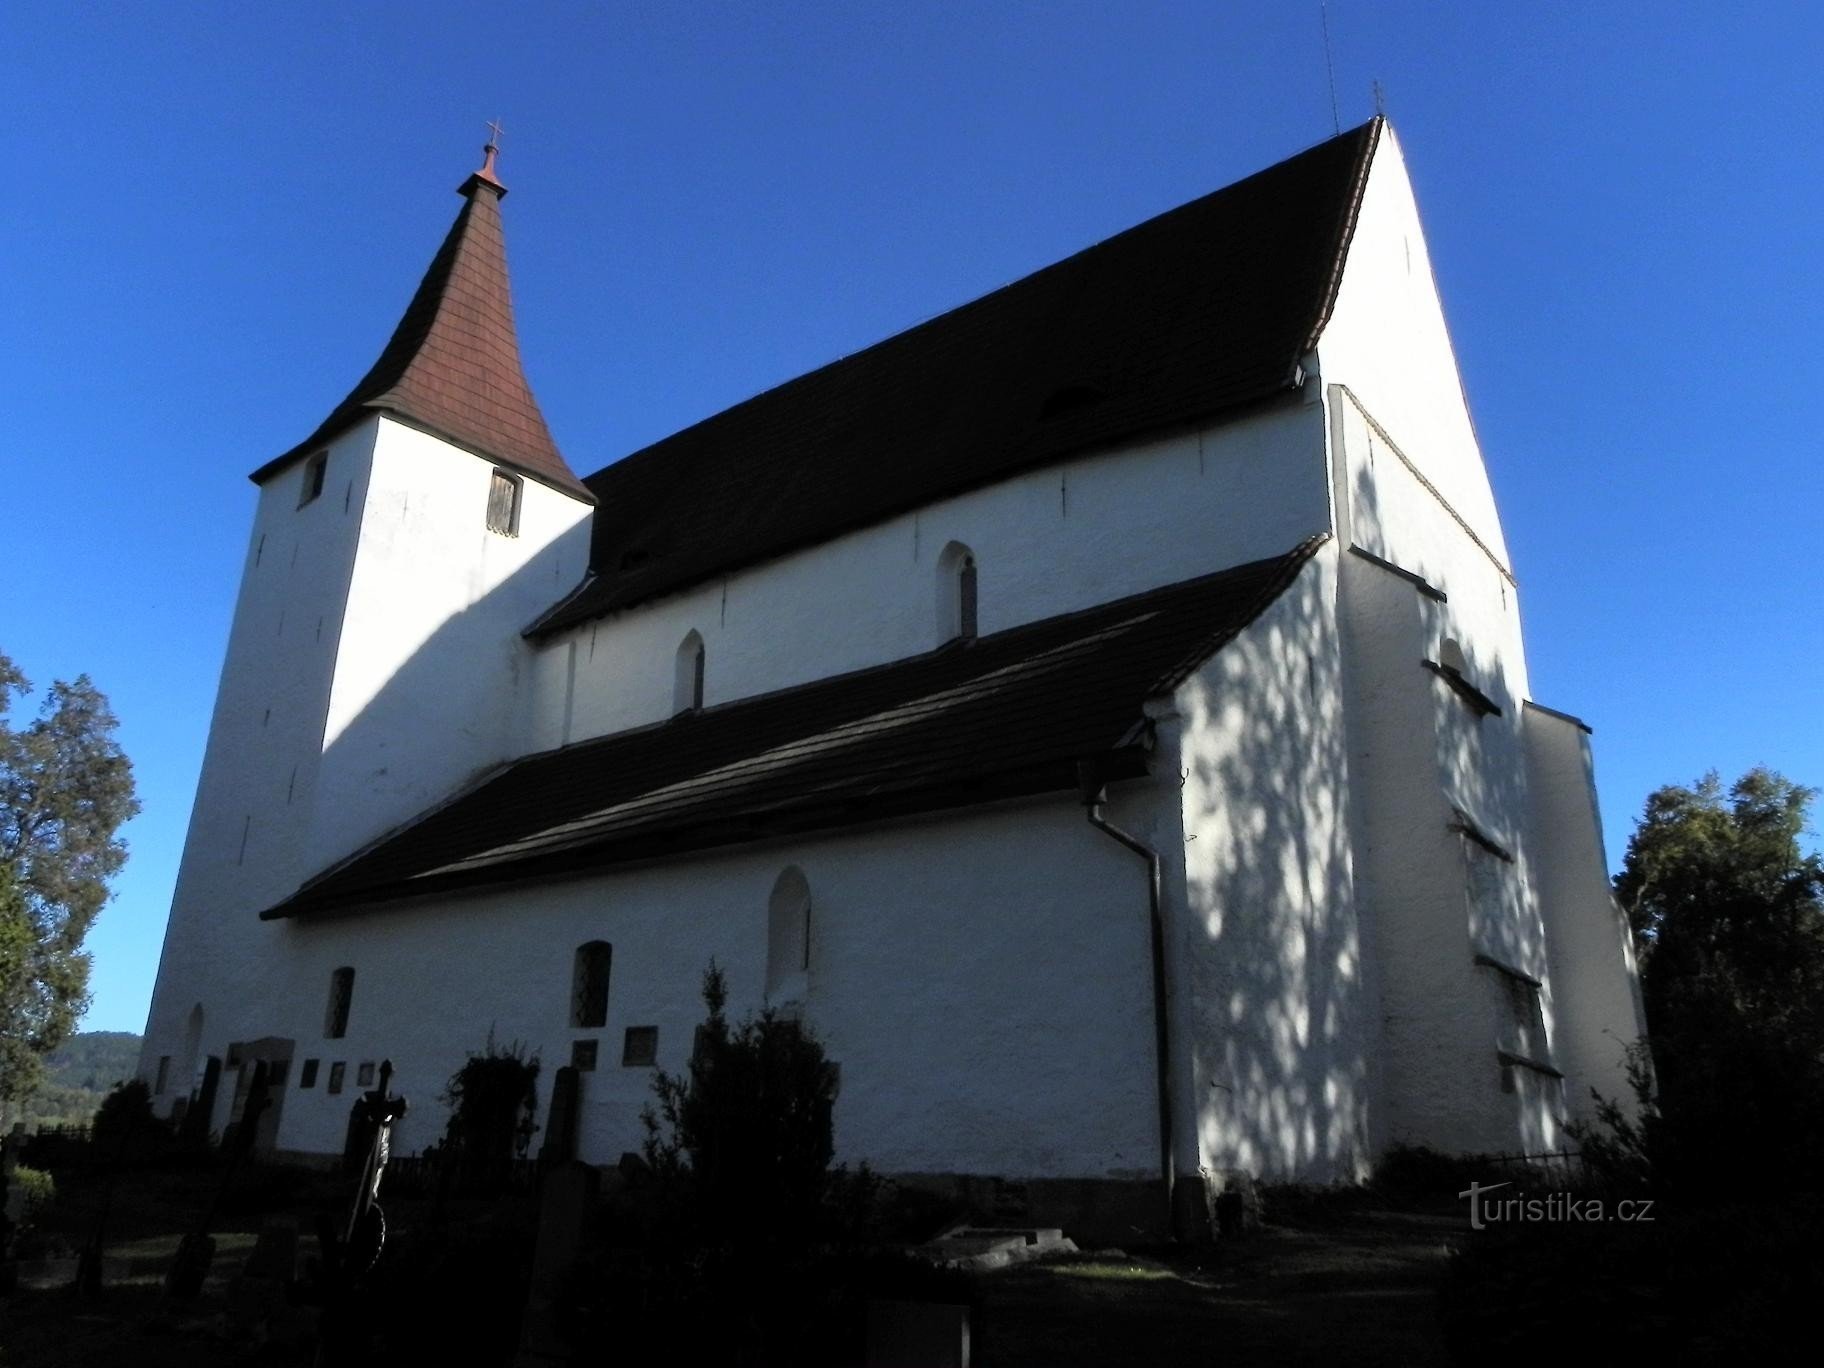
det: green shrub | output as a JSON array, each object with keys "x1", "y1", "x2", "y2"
[
  {"x1": 641, "y1": 961, "x2": 840, "y2": 1254},
  {"x1": 91, "y1": 1077, "x2": 160, "y2": 1150},
  {"x1": 441, "y1": 1034, "x2": 539, "y2": 1194},
  {"x1": 7, "y1": 1164, "x2": 55, "y2": 1221}
]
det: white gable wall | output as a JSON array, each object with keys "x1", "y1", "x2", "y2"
[
  {"x1": 1320, "y1": 128, "x2": 1570, "y2": 1158},
  {"x1": 529, "y1": 400, "x2": 1332, "y2": 750}
]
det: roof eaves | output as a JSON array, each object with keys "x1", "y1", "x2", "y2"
[
  {"x1": 1149, "y1": 533, "x2": 1328, "y2": 694},
  {"x1": 1296, "y1": 116, "x2": 1384, "y2": 362}
]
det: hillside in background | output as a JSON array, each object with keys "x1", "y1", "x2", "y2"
[{"x1": 20, "y1": 1030, "x2": 142, "y2": 1128}]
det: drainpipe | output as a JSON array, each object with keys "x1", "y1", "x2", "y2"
[{"x1": 1077, "y1": 759, "x2": 1178, "y2": 1239}]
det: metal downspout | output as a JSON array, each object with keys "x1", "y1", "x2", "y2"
[{"x1": 1077, "y1": 760, "x2": 1177, "y2": 1239}]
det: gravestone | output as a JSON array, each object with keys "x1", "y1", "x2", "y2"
[
  {"x1": 539, "y1": 1065, "x2": 580, "y2": 1163},
  {"x1": 180, "y1": 1056, "x2": 222, "y2": 1146},
  {"x1": 229, "y1": 1217, "x2": 301, "y2": 1344},
  {"x1": 515, "y1": 1160, "x2": 600, "y2": 1367},
  {"x1": 866, "y1": 1298, "x2": 972, "y2": 1368}
]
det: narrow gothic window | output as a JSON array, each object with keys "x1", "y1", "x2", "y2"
[
  {"x1": 674, "y1": 631, "x2": 705, "y2": 714},
  {"x1": 765, "y1": 866, "x2": 812, "y2": 1002},
  {"x1": 571, "y1": 941, "x2": 612, "y2": 1028},
  {"x1": 936, "y1": 542, "x2": 979, "y2": 644},
  {"x1": 155, "y1": 1056, "x2": 171, "y2": 1094},
  {"x1": 324, "y1": 967, "x2": 355, "y2": 1039},
  {"x1": 300, "y1": 1059, "x2": 320, "y2": 1089},
  {"x1": 298, "y1": 451, "x2": 328, "y2": 508},
  {"x1": 327, "y1": 1061, "x2": 346, "y2": 1095},
  {"x1": 486, "y1": 469, "x2": 523, "y2": 536}
]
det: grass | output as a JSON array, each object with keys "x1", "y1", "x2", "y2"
[{"x1": 1045, "y1": 1259, "x2": 1179, "y2": 1282}]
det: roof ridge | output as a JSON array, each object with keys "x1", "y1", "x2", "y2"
[
  {"x1": 546, "y1": 119, "x2": 1378, "y2": 631},
  {"x1": 581, "y1": 120, "x2": 1382, "y2": 490}
]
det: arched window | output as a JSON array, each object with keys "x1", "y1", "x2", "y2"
[
  {"x1": 765, "y1": 866, "x2": 812, "y2": 1003},
  {"x1": 674, "y1": 631, "x2": 706, "y2": 714},
  {"x1": 572, "y1": 941, "x2": 612, "y2": 1028},
  {"x1": 324, "y1": 967, "x2": 355, "y2": 1039},
  {"x1": 936, "y1": 542, "x2": 978, "y2": 644}
]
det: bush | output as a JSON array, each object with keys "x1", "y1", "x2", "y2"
[
  {"x1": 6, "y1": 1164, "x2": 55, "y2": 1221},
  {"x1": 441, "y1": 1034, "x2": 539, "y2": 1194},
  {"x1": 641, "y1": 961, "x2": 840, "y2": 1254},
  {"x1": 91, "y1": 1077, "x2": 161, "y2": 1150}
]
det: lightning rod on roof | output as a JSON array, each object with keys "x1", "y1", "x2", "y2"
[
  {"x1": 1320, "y1": 2, "x2": 1341, "y2": 136},
  {"x1": 1373, "y1": 79, "x2": 1386, "y2": 117}
]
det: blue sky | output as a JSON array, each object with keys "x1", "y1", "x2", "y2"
[{"x1": 5, "y1": 3, "x2": 1820, "y2": 1034}]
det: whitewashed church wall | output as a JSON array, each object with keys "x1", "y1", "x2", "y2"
[
  {"x1": 138, "y1": 420, "x2": 380, "y2": 1098},
  {"x1": 308, "y1": 417, "x2": 593, "y2": 875},
  {"x1": 1167, "y1": 544, "x2": 1373, "y2": 1183},
  {"x1": 265, "y1": 792, "x2": 1168, "y2": 1179},
  {"x1": 1336, "y1": 557, "x2": 1505, "y2": 1154},
  {"x1": 528, "y1": 401, "x2": 1331, "y2": 752},
  {"x1": 1523, "y1": 706, "x2": 1649, "y2": 1124}
]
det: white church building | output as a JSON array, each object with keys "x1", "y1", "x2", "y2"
[{"x1": 140, "y1": 120, "x2": 1645, "y2": 1236}]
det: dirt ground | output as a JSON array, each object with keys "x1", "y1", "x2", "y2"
[
  {"x1": 978, "y1": 1201, "x2": 1457, "y2": 1368},
  {"x1": 3, "y1": 1168, "x2": 1462, "y2": 1366}
]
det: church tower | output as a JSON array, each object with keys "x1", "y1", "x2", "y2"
[{"x1": 139, "y1": 138, "x2": 594, "y2": 1119}]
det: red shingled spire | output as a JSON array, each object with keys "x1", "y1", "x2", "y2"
[{"x1": 253, "y1": 132, "x2": 591, "y2": 501}]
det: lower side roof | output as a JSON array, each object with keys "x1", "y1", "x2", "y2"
[{"x1": 263, "y1": 536, "x2": 1324, "y2": 920}]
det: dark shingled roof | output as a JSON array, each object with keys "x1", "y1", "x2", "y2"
[
  {"x1": 264, "y1": 537, "x2": 1323, "y2": 920},
  {"x1": 252, "y1": 160, "x2": 592, "y2": 501},
  {"x1": 533, "y1": 120, "x2": 1379, "y2": 634}
]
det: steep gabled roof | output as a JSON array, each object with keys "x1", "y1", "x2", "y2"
[
  {"x1": 264, "y1": 536, "x2": 1323, "y2": 920},
  {"x1": 253, "y1": 152, "x2": 591, "y2": 501},
  {"x1": 534, "y1": 120, "x2": 1379, "y2": 634}
]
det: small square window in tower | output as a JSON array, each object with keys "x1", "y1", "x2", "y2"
[
  {"x1": 486, "y1": 469, "x2": 522, "y2": 536},
  {"x1": 297, "y1": 451, "x2": 328, "y2": 508},
  {"x1": 571, "y1": 941, "x2": 612, "y2": 1028}
]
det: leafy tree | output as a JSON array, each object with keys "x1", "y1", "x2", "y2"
[
  {"x1": 1612, "y1": 767, "x2": 1824, "y2": 1188},
  {"x1": 0, "y1": 652, "x2": 139, "y2": 1116}
]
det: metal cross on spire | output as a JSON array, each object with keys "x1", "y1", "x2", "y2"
[{"x1": 475, "y1": 118, "x2": 506, "y2": 187}]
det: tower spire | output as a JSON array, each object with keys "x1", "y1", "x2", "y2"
[{"x1": 253, "y1": 130, "x2": 590, "y2": 501}]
